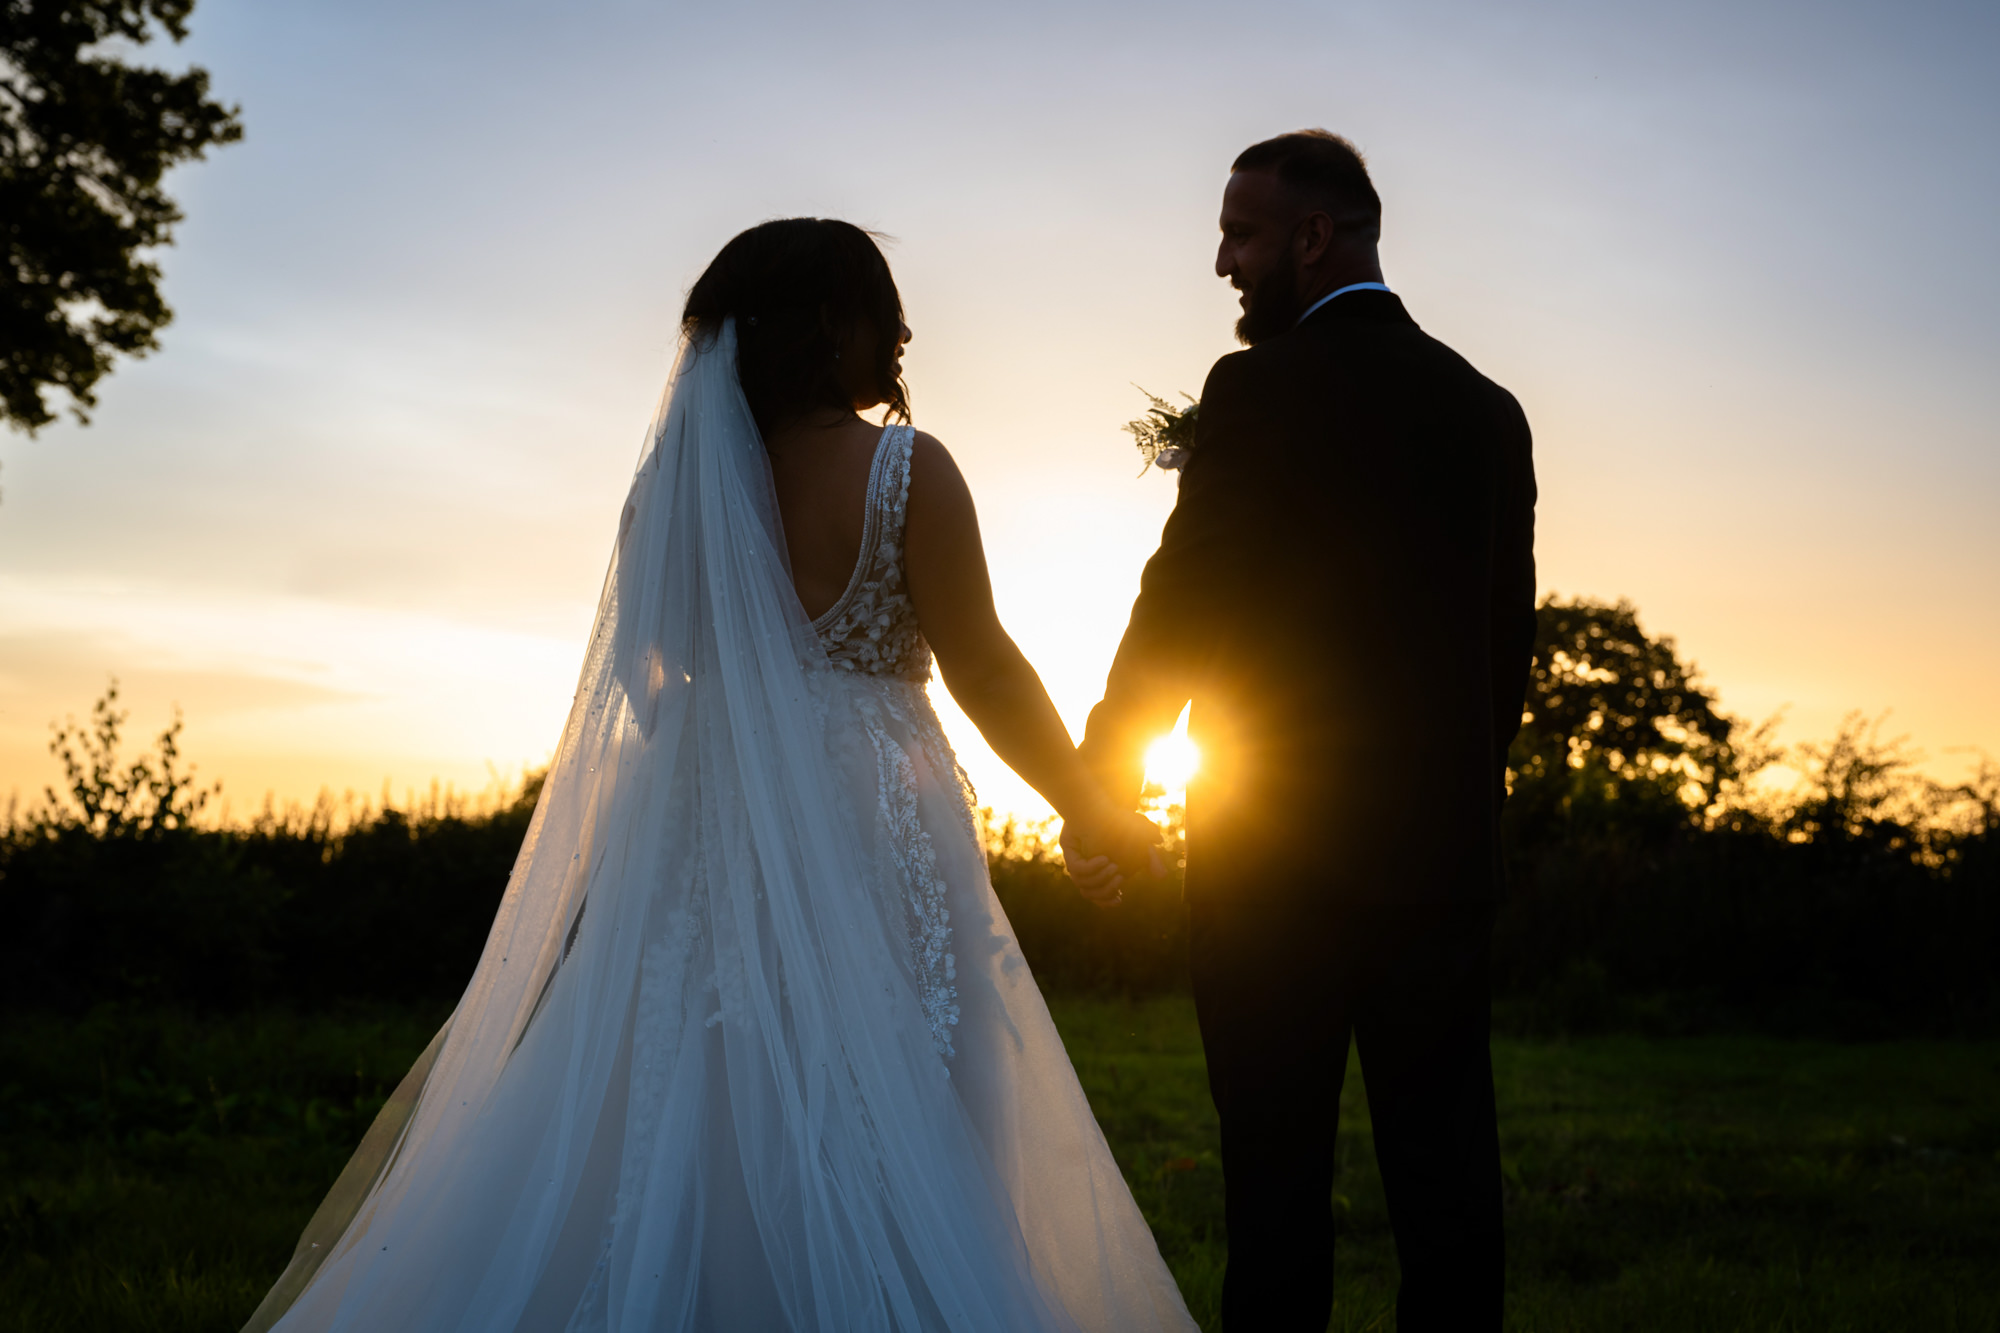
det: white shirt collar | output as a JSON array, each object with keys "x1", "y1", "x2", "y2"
[{"x1": 1296, "y1": 281, "x2": 1393, "y2": 326}]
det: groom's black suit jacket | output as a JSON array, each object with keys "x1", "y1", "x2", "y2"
[{"x1": 1082, "y1": 290, "x2": 1537, "y2": 907}]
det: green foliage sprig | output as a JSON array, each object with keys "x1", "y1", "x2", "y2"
[
  {"x1": 1, "y1": 0, "x2": 244, "y2": 434},
  {"x1": 44, "y1": 677, "x2": 215, "y2": 837},
  {"x1": 1123, "y1": 386, "x2": 1199, "y2": 474}
]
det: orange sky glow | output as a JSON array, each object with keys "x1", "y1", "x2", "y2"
[{"x1": 3, "y1": 0, "x2": 1995, "y2": 827}]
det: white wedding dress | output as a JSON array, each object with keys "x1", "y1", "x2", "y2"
[{"x1": 244, "y1": 324, "x2": 1197, "y2": 1333}]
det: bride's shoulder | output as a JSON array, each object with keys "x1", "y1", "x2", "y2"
[
  {"x1": 903, "y1": 429, "x2": 975, "y2": 521},
  {"x1": 905, "y1": 429, "x2": 961, "y2": 482},
  {"x1": 905, "y1": 427, "x2": 951, "y2": 462}
]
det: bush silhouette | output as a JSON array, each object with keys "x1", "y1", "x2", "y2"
[{"x1": 4, "y1": 604, "x2": 1996, "y2": 1036}]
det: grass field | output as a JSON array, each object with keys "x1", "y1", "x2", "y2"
[
  {"x1": 3, "y1": 998, "x2": 1997, "y2": 1332},
  {"x1": 1057, "y1": 997, "x2": 2000, "y2": 1331}
]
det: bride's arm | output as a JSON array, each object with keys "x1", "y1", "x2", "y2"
[{"x1": 904, "y1": 432, "x2": 1159, "y2": 886}]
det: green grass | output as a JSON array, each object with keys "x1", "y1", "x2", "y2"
[
  {"x1": 4, "y1": 999, "x2": 1998, "y2": 1331},
  {"x1": 1054, "y1": 995, "x2": 2000, "y2": 1332},
  {"x1": 0, "y1": 1004, "x2": 450, "y2": 1333}
]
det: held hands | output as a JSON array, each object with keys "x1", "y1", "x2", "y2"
[{"x1": 1058, "y1": 806, "x2": 1167, "y2": 907}]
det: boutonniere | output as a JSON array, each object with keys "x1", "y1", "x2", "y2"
[{"x1": 1124, "y1": 387, "x2": 1200, "y2": 475}]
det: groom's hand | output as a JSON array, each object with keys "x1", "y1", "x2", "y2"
[
  {"x1": 1059, "y1": 821, "x2": 1126, "y2": 906},
  {"x1": 1059, "y1": 811, "x2": 1167, "y2": 907}
]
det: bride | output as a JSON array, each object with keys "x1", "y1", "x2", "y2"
[{"x1": 242, "y1": 219, "x2": 1197, "y2": 1333}]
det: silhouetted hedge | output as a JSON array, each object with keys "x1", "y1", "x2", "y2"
[
  {"x1": 3, "y1": 794, "x2": 537, "y2": 1013},
  {"x1": 7, "y1": 595, "x2": 1998, "y2": 1036},
  {"x1": 8, "y1": 779, "x2": 1991, "y2": 1036},
  {"x1": 1, "y1": 682, "x2": 534, "y2": 1011},
  {"x1": 983, "y1": 810, "x2": 2000, "y2": 1038}
]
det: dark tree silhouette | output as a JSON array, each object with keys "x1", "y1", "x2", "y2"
[
  {"x1": 1507, "y1": 595, "x2": 1744, "y2": 830},
  {"x1": 1, "y1": 0, "x2": 242, "y2": 434}
]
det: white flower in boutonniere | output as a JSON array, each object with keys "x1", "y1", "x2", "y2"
[{"x1": 1124, "y1": 387, "x2": 1200, "y2": 475}]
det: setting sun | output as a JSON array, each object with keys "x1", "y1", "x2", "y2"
[{"x1": 1144, "y1": 704, "x2": 1199, "y2": 795}]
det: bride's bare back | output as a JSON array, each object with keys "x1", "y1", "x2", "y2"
[
  {"x1": 764, "y1": 411, "x2": 1023, "y2": 709},
  {"x1": 714, "y1": 217, "x2": 1159, "y2": 883},
  {"x1": 762, "y1": 407, "x2": 1154, "y2": 883},
  {"x1": 765, "y1": 416, "x2": 886, "y2": 622}
]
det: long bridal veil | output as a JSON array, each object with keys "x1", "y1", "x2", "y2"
[{"x1": 245, "y1": 323, "x2": 1194, "y2": 1333}]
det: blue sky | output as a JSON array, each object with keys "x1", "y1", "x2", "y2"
[{"x1": 3, "y1": 0, "x2": 1995, "y2": 817}]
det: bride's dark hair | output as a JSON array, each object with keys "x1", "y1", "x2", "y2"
[{"x1": 682, "y1": 218, "x2": 912, "y2": 438}]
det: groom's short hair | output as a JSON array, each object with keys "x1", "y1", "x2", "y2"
[{"x1": 1232, "y1": 130, "x2": 1381, "y2": 242}]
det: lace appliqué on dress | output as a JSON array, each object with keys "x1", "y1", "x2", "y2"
[
  {"x1": 860, "y1": 697, "x2": 960, "y2": 1058},
  {"x1": 812, "y1": 425, "x2": 934, "y2": 682},
  {"x1": 902, "y1": 685, "x2": 983, "y2": 854},
  {"x1": 814, "y1": 426, "x2": 961, "y2": 1057}
]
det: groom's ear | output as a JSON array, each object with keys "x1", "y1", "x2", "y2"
[{"x1": 1293, "y1": 210, "x2": 1338, "y2": 267}]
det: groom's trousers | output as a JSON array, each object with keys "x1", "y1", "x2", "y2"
[{"x1": 1190, "y1": 893, "x2": 1504, "y2": 1332}]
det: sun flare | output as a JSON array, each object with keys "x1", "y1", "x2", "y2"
[{"x1": 1143, "y1": 704, "x2": 1199, "y2": 794}]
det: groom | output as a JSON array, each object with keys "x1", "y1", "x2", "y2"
[{"x1": 1066, "y1": 131, "x2": 1537, "y2": 1330}]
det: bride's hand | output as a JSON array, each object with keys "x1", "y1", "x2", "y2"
[
  {"x1": 1058, "y1": 821, "x2": 1124, "y2": 906},
  {"x1": 1059, "y1": 809, "x2": 1166, "y2": 907}
]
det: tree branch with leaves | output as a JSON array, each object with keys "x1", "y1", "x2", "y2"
[{"x1": 2, "y1": 0, "x2": 242, "y2": 434}]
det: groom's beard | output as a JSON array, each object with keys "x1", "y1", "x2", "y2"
[{"x1": 1233, "y1": 256, "x2": 1303, "y2": 346}]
